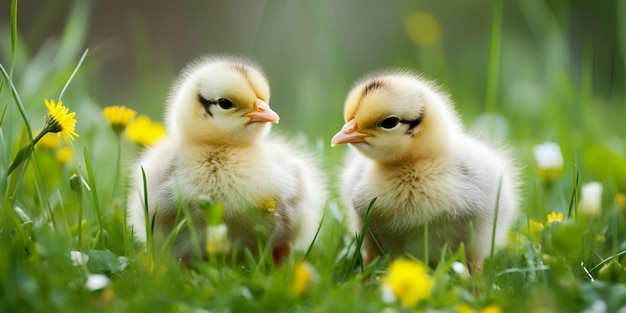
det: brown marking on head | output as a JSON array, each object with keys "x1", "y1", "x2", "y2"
[
  {"x1": 346, "y1": 79, "x2": 390, "y2": 121},
  {"x1": 362, "y1": 80, "x2": 385, "y2": 97}
]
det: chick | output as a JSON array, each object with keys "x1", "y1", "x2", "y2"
[
  {"x1": 127, "y1": 55, "x2": 325, "y2": 263},
  {"x1": 332, "y1": 71, "x2": 519, "y2": 269}
]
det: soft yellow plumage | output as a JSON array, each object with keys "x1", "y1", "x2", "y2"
[
  {"x1": 332, "y1": 71, "x2": 520, "y2": 269},
  {"x1": 127, "y1": 56, "x2": 326, "y2": 264}
]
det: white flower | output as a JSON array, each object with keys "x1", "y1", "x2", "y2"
[
  {"x1": 205, "y1": 224, "x2": 229, "y2": 255},
  {"x1": 452, "y1": 261, "x2": 468, "y2": 274},
  {"x1": 70, "y1": 251, "x2": 89, "y2": 266},
  {"x1": 533, "y1": 142, "x2": 563, "y2": 180},
  {"x1": 381, "y1": 284, "x2": 397, "y2": 304},
  {"x1": 85, "y1": 274, "x2": 109, "y2": 290},
  {"x1": 580, "y1": 182, "x2": 603, "y2": 217}
]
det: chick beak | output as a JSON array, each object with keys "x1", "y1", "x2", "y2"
[
  {"x1": 331, "y1": 119, "x2": 370, "y2": 147},
  {"x1": 245, "y1": 98, "x2": 280, "y2": 124}
]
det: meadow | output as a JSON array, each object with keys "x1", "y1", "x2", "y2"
[{"x1": 1, "y1": 1, "x2": 626, "y2": 312}]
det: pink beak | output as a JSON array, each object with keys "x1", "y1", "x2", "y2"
[
  {"x1": 331, "y1": 119, "x2": 370, "y2": 147},
  {"x1": 246, "y1": 98, "x2": 280, "y2": 124}
]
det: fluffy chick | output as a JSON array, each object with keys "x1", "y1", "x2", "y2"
[
  {"x1": 332, "y1": 71, "x2": 519, "y2": 269},
  {"x1": 128, "y1": 55, "x2": 325, "y2": 263}
]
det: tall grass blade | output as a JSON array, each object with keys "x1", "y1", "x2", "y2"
[
  {"x1": 58, "y1": 48, "x2": 89, "y2": 101},
  {"x1": 0, "y1": 63, "x2": 34, "y2": 150},
  {"x1": 0, "y1": 104, "x2": 8, "y2": 127},
  {"x1": 490, "y1": 175, "x2": 503, "y2": 260},
  {"x1": 141, "y1": 167, "x2": 152, "y2": 255},
  {"x1": 10, "y1": 0, "x2": 18, "y2": 75},
  {"x1": 567, "y1": 164, "x2": 579, "y2": 219},
  {"x1": 83, "y1": 147, "x2": 104, "y2": 249},
  {"x1": 344, "y1": 198, "x2": 376, "y2": 280},
  {"x1": 305, "y1": 208, "x2": 326, "y2": 259}
]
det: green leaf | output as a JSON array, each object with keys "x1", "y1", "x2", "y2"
[
  {"x1": 87, "y1": 249, "x2": 130, "y2": 275},
  {"x1": 584, "y1": 145, "x2": 626, "y2": 188},
  {"x1": 7, "y1": 144, "x2": 32, "y2": 175}
]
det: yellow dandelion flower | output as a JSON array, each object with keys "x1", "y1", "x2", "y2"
[
  {"x1": 37, "y1": 132, "x2": 61, "y2": 149},
  {"x1": 405, "y1": 11, "x2": 442, "y2": 47},
  {"x1": 102, "y1": 105, "x2": 136, "y2": 134},
  {"x1": 480, "y1": 304, "x2": 502, "y2": 313},
  {"x1": 44, "y1": 99, "x2": 78, "y2": 143},
  {"x1": 527, "y1": 219, "x2": 544, "y2": 242},
  {"x1": 125, "y1": 115, "x2": 166, "y2": 147},
  {"x1": 382, "y1": 258, "x2": 433, "y2": 308},
  {"x1": 457, "y1": 303, "x2": 476, "y2": 313},
  {"x1": 293, "y1": 261, "x2": 317, "y2": 296},
  {"x1": 546, "y1": 211, "x2": 563, "y2": 224},
  {"x1": 56, "y1": 147, "x2": 74, "y2": 164}
]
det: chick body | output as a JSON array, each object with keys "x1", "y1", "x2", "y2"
[
  {"x1": 333, "y1": 72, "x2": 519, "y2": 267},
  {"x1": 128, "y1": 56, "x2": 325, "y2": 262}
]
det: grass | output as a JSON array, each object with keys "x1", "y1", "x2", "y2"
[{"x1": 2, "y1": 1, "x2": 626, "y2": 312}]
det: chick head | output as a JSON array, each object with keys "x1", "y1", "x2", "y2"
[
  {"x1": 332, "y1": 71, "x2": 461, "y2": 164},
  {"x1": 166, "y1": 56, "x2": 278, "y2": 144}
]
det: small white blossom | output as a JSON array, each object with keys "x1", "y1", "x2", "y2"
[
  {"x1": 85, "y1": 274, "x2": 109, "y2": 290},
  {"x1": 580, "y1": 182, "x2": 603, "y2": 217},
  {"x1": 452, "y1": 261, "x2": 468, "y2": 274},
  {"x1": 205, "y1": 224, "x2": 229, "y2": 255},
  {"x1": 380, "y1": 285, "x2": 396, "y2": 304},
  {"x1": 70, "y1": 251, "x2": 89, "y2": 266},
  {"x1": 533, "y1": 142, "x2": 563, "y2": 180}
]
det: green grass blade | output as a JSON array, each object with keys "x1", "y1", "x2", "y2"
[
  {"x1": 83, "y1": 147, "x2": 104, "y2": 248},
  {"x1": 0, "y1": 63, "x2": 34, "y2": 146},
  {"x1": 305, "y1": 207, "x2": 326, "y2": 259},
  {"x1": 10, "y1": 0, "x2": 18, "y2": 75},
  {"x1": 0, "y1": 103, "x2": 8, "y2": 127},
  {"x1": 344, "y1": 198, "x2": 376, "y2": 279},
  {"x1": 490, "y1": 175, "x2": 503, "y2": 260},
  {"x1": 178, "y1": 195, "x2": 202, "y2": 259},
  {"x1": 161, "y1": 218, "x2": 187, "y2": 254},
  {"x1": 140, "y1": 166, "x2": 152, "y2": 255},
  {"x1": 567, "y1": 164, "x2": 579, "y2": 219},
  {"x1": 58, "y1": 48, "x2": 89, "y2": 101}
]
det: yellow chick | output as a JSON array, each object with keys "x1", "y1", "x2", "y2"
[
  {"x1": 332, "y1": 71, "x2": 519, "y2": 270},
  {"x1": 128, "y1": 55, "x2": 325, "y2": 264}
]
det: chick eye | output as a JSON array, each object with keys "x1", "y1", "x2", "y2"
[
  {"x1": 217, "y1": 98, "x2": 235, "y2": 110},
  {"x1": 380, "y1": 116, "x2": 400, "y2": 129}
]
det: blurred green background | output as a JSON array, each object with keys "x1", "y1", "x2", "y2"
[
  {"x1": 2, "y1": 0, "x2": 623, "y2": 141},
  {"x1": 1, "y1": 0, "x2": 625, "y2": 206}
]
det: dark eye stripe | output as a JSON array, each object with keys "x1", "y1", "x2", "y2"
[
  {"x1": 402, "y1": 115, "x2": 423, "y2": 131},
  {"x1": 198, "y1": 95, "x2": 216, "y2": 117}
]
